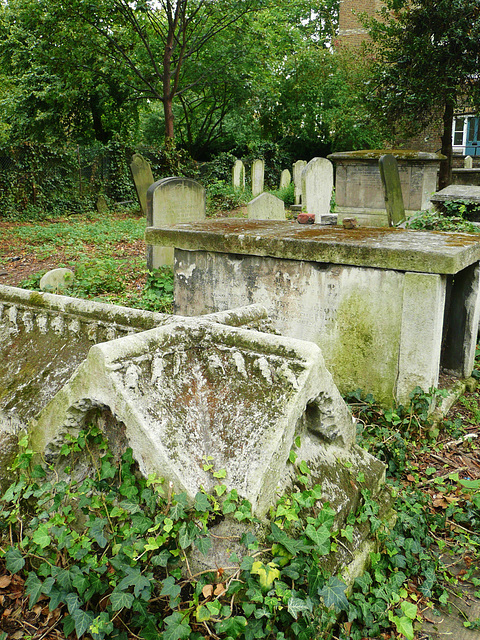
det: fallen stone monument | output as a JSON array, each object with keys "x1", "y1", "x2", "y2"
[{"x1": 1, "y1": 283, "x2": 389, "y2": 578}]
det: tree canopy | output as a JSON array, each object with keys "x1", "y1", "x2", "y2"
[{"x1": 366, "y1": 0, "x2": 480, "y2": 187}]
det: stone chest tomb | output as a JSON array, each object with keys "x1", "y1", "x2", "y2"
[{"x1": 145, "y1": 219, "x2": 480, "y2": 406}]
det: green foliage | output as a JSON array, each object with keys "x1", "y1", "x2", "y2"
[
  {"x1": 269, "y1": 182, "x2": 295, "y2": 206},
  {"x1": 206, "y1": 180, "x2": 251, "y2": 217},
  {"x1": 0, "y1": 428, "x2": 346, "y2": 639},
  {"x1": 406, "y1": 210, "x2": 480, "y2": 233},
  {"x1": 137, "y1": 267, "x2": 174, "y2": 313}
]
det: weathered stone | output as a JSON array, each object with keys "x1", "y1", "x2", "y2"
[
  {"x1": 465, "y1": 155, "x2": 473, "y2": 169},
  {"x1": 251, "y1": 159, "x2": 265, "y2": 197},
  {"x1": 146, "y1": 177, "x2": 206, "y2": 268},
  {"x1": 301, "y1": 157, "x2": 334, "y2": 222},
  {"x1": 431, "y1": 185, "x2": 480, "y2": 212},
  {"x1": 146, "y1": 219, "x2": 480, "y2": 405},
  {"x1": 96, "y1": 195, "x2": 108, "y2": 213},
  {"x1": 297, "y1": 213, "x2": 315, "y2": 224},
  {"x1": 379, "y1": 154, "x2": 406, "y2": 226},
  {"x1": 129, "y1": 153, "x2": 155, "y2": 215},
  {"x1": 293, "y1": 160, "x2": 307, "y2": 205},
  {"x1": 279, "y1": 169, "x2": 291, "y2": 189},
  {"x1": 329, "y1": 150, "x2": 444, "y2": 227},
  {"x1": 247, "y1": 192, "x2": 285, "y2": 220},
  {"x1": 232, "y1": 159, "x2": 245, "y2": 190},
  {"x1": 40, "y1": 268, "x2": 75, "y2": 293}
]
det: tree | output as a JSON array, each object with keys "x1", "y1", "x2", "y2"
[
  {"x1": 0, "y1": 0, "x2": 139, "y2": 144},
  {"x1": 366, "y1": 0, "x2": 480, "y2": 188},
  {"x1": 65, "y1": 0, "x2": 263, "y2": 146}
]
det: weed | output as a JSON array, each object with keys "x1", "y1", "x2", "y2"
[{"x1": 406, "y1": 210, "x2": 480, "y2": 233}]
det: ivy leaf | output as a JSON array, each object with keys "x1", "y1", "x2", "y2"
[
  {"x1": 117, "y1": 567, "x2": 151, "y2": 598},
  {"x1": 110, "y1": 589, "x2": 135, "y2": 611},
  {"x1": 178, "y1": 522, "x2": 195, "y2": 549},
  {"x1": 160, "y1": 576, "x2": 181, "y2": 606},
  {"x1": 32, "y1": 525, "x2": 51, "y2": 549},
  {"x1": 389, "y1": 613, "x2": 414, "y2": 640},
  {"x1": 401, "y1": 601, "x2": 418, "y2": 620},
  {"x1": 287, "y1": 596, "x2": 313, "y2": 619},
  {"x1": 5, "y1": 547, "x2": 25, "y2": 574},
  {"x1": 48, "y1": 587, "x2": 68, "y2": 611},
  {"x1": 119, "y1": 499, "x2": 141, "y2": 514},
  {"x1": 194, "y1": 492, "x2": 210, "y2": 512},
  {"x1": 319, "y1": 576, "x2": 348, "y2": 611},
  {"x1": 269, "y1": 522, "x2": 310, "y2": 556},
  {"x1": 215, "y1": 615, "x2": 247, "y2": 636},
  {"x1": 195, "y1": 535, "x2": 212, "y2": 556},
  {"x1": 86, "y1": 518, "x2": 108, "y2": 548},
  {"x1": 163, "y1": 611, "x2": 191, "y2": 640},
  {"x1": 65, "y1": 591, "x2": 81, "y2": 614},
  {"x1": 304, "y1": 524, "x2": 331, "y2": 555},
  {"x1": 25, "y1": 571, "x2": 43, "y2": 607},
  {"x1": 72, "y1": 608, "x2": 95, "y2": 638},
  {"x1": 169, "y1": 502, "x2": 186, "y2": 521}
]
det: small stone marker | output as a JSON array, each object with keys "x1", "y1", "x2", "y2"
[
  {"x1": 39, "y1": 268, "x2": 75, "y2": 293},
  {"x1": 130, "y1": 153, "x2": 155, "y2": 215},
  {"x1": 247, "y1": 192, "x2": 285, "y2": 220},
  {"x1": 146, "y1": 177, "x2": 206, "y2": 268},
  {"x1": 279, "y1": 169, "x2": 291, "y2": 190},
  {"x1": 251, "y1": 159, "x2": 265, "y2": 197},
  {"x1": 302, "y1": 157, "x2": 334, "y2": 223},
  {"x1": 465, "y1": 155, "x2": 473, "y2": 169},
  {"x1": 297, "y1": 213, "x2": 315, "y2": 224},
  {"x1": 96, "y1": 195, "x2": 108, "y2": 213},
  {"x1": 379, "y1": 154, "x2": 406, "y2": 226},
  {"x1": 232, "y1": 159, "x2": 245, "y2": 190},
  {"x1": 293, "y1": 160, "x2": 307, "y2": 205}
]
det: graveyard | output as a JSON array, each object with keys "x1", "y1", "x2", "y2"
[{"x1": 1, "y1": 154, "x2": 480, "y2": 639}]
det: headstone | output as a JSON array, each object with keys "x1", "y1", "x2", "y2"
[
  {"x1": 39, "y1": 268, "x2": 75, "y2": 293},
  {"x1": 146, "y1": 177, "x2": 206, "y2": 268},
  {"x1": 302, "y1": 157, "x2": 334, "y2": 223},
  {"x1": 232, "y1": 159, "x2": 245, "y2": 190},
  {"x1": 379, "y1": 154, "x2": 406, "y2": 226},
  {"x1": 130, "y1": 153, "x2": 155, "y2": 215},
  {"x1": 96, "y1": 195, "x2": 108, "y2": 214},
  {"x1": 293, "y1": 160, "x2": 307, "y2": 204},
  {"x1": 465, "y1": 155, "x2": 473, "y2": 169},
  {"x1": 279, "y1": 169, "x2": 291, "y2": 190},
  {"x1": 247, "y1": 192, "x2": 285, "y2": 220},
  {"x1": 251, "y1": 159, "x2": 265, "y2": 197}
]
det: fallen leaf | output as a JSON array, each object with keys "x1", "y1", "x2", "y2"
[
  {"x1": 407, "y1": 474, "x2": 415, "y2": 482},
  {"x1": 0, "y1": 576, "x2": 11, "y2": 589},
  {"x1": 214, "y1": 583, "x2": 226, "y2": 597},
  {"x1": 202, "y1": 584, "x2": 214, "y2": 598}
]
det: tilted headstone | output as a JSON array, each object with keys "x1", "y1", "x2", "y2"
[
  {"x1": 279, "y1": 169, "x2": 291, "y2": 190},
  {"x1": 293, "y1": 160, "x2": 307, "y2": 204},
  {"x1": 247, "y1": 192, "x2": 285, "y2": 220},
  {"x1": 379, "y1": 154, "x2": 406, "y2": 226},
  {"x1": 146, "y1": 177, "x2": 205, "y2": 268},
  {"x1": 302, "y1": 157, "x2": 333, "y2": 223},
  {"x1": 130, "y1": 153, "x2": 155, "y2": 215},
  {"x1": 465, "y1": 155, "x2": 473, "y2": 169},
  {"x1": 96, "y1": 195, "x2": 108, "y2": 214},
  {"x1": 232, "y1": 159, "x2": 245, "y2": 190},
  {"x1": 251, "y1": 159, "x2": 265, "y2": 197}
]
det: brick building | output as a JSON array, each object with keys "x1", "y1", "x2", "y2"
[{"x1": 337, "y1": 0, "x2": 479, "y2": 166}]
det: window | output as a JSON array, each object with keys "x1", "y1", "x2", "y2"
[{"x1": 452, "y1": 116, "x2": 480, "y2": 156}]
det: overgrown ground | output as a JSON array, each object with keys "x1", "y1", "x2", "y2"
[{"x1": 0, "y1": 208, "x2": 480, "y2": 639}]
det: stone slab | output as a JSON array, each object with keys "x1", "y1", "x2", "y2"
[
  {"x1": 379, "y1": 154, "x2": 405, "y2": 226},
  {"x1": 247, "y1": 192, "x2": 285, "y2": 220},
  {"x1": 145, "y1": 219, "x2": 480, "y2": 275},
  {"x1": 130, "y1": 153, "x2": 154, "y2": 214},
  {"x1": 431, "y1": 185, "x2": 480, "y2": 205}
]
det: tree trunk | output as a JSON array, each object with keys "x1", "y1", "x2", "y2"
[{"x1": 439, "y1": 98, "x2": 455, "y2": 190}]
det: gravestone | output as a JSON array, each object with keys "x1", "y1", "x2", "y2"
[
  {"x1": 247, "y1": 192, "x2": 285, "y2": 220},
  {"x1": 465, "y1": 156, "x2": 473, "y2": 169},
  {"x1": 379, "y1": 154, "x2": 406, "y2": 226},
  {"x1": 146, "y1": 177, "x2": 205, "y2": 268},
  {"x1": 279, "y1": 169, "x2": 291, "y2": 190},
  {"x1": 293, "y1": 160, "x2": 307, "y2": 205},
  {"x1": 302, "y1": 157, "x2": 334, "y2": 223},
  {"x1": 130, "y1": 153, "x2": 155, "y2": 215},
  {"x1": 251, "y1": 159, "x2": 265, "y2": 197},
  {"x1": 96, "y1": 195, "x2": 108, "y2": 214},
  {"x1": 232, "y1": 159, "x2": 245, "y2": 190},
  {"x1": 39, "y1": 268, "x2": 75, "y2": 293}
]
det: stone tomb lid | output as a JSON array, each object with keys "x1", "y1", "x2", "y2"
[
  {"x1": 431, "y1": 185, "x2": 480, "y2": 205},
  {"x1": 145, "y1": 219, "x2": 480, "y2": 275}
]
